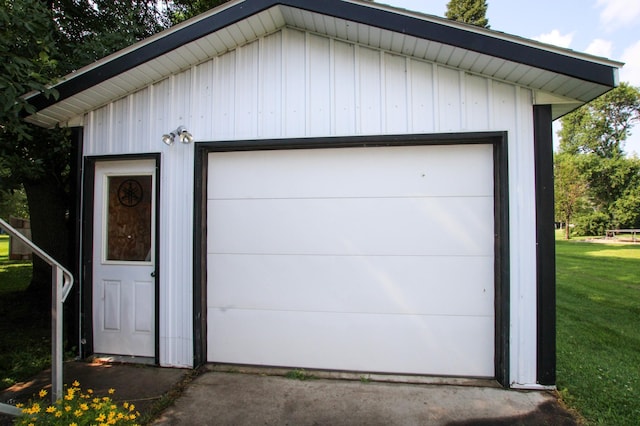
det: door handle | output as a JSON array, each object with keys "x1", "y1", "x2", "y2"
[{"x1": 150, "y1": 271, "x2": 156, "y2": 277}]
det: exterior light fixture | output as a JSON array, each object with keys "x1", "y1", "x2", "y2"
[{"x1": 162, "y1": 125, "x2": 194, "y2": 145}]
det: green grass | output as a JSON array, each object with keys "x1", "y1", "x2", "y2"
[
  {"x1": 0, "y1": 235, "x2": 8, "y2": 260},
  {"x1": 556, "y1": 239, "x2": 640, "y2": 425}
]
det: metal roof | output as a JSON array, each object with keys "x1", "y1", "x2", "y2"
[{"x1": 24, "y1": 0, "x2": 622, "y2": 128}]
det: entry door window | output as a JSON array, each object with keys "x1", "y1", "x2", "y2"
[{"x1": 105, "y1": 175, "x2": 152, "y2": 262}]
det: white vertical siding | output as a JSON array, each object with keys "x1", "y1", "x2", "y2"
[
  {"x1": 358, "y1": 46, "x2": 382, "y2": 134},
  {"x1": 333, "y1": 40, "x2": 356, "y2": 135},
  {"x1": 83, "y1": 27, "x2": 538, "y2": 384}
]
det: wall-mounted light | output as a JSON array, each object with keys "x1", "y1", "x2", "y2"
[{"x1": 162, "y1": 125, "x2": 194, "y2": 145}]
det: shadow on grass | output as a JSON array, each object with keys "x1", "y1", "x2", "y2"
[{"x1": 0, "y1": 261, "x2": 51, "y2": 391}]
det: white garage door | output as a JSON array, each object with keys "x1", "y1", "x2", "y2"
[{"x1": 207, "y1": 144, "x2": 495, "y2": 377}]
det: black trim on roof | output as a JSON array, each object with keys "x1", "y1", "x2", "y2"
[{"x1": 27, "y1": 0, "x2": 617, "y2": 115}]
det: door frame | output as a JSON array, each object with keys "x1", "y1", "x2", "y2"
[
  {"x1": 81, "y1": 153, "x2": 161, "y2": 364},
  {"x1": 193, "y1": 132, "x2": 510, "y2": 386}
]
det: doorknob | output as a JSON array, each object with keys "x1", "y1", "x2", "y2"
[{"x1": 150, "y1": 271, "x2": 156, "y2": 277}]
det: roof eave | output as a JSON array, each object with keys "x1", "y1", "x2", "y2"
[{"x1": 24, "y1": 0, "x2": 621, "y2": 128}]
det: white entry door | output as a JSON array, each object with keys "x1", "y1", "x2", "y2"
[{"x1": 92, "y1": 159, "x2": 156, "y2": 358}]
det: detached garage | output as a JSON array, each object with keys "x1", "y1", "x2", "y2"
[{"x1": 24, "y1": 0, "x2": 621, "y2": 388}]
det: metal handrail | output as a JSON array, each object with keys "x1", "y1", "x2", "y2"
[{"x1": 0, "y1": 217, "x2": 74, "y2": 412}]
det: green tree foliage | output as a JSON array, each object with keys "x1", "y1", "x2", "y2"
[
  {"x1": 166, "y1": 0, "x2": 228, "y2": 25},
  {"x1": 445, "y1": 0, "x2": 490, "y2": 28},
  {"x1": 559, "y1": 83, "x2": 640, "y2": 159},
  {"x1": 50, "y1": 0, "x2": 169, "y2": 74},
  {"x1": 554, "y1": 153, "x2": 587, "y2": 239},
  {"x1": 556, "y1": 83, "x2": 640, "y2": 236},
  {"x1": 0, "y1": 0, "x2": 58, "y2": 141},
  {"x1": 0, "y1": 186, "x2": 29, "y2": 220},
  {"x1": 1, "y1": 0, "x2": 231, "y2": 296}
]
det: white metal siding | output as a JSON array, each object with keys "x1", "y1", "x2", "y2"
[{"x1": 83, "y1": 27, "x2": 537, "y2": 385}]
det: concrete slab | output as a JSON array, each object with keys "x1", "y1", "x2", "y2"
[
  {"x1": 1, "y1": 361, "x2": 579, "y2": 425},
  {"x1": 153, "y1": 371, "x2": 578, "y2": 426}
]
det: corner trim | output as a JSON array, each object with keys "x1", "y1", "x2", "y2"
[{"x1": 533, "y1": 105, "x2": 556, "y2": 386}]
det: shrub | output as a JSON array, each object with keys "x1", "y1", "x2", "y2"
[
  {"x1": 14, "y1": 381, "x2": 139, "y2": 426},
  {"x1": 573, "y1": 211, "x2": 609, "y2": 237}
]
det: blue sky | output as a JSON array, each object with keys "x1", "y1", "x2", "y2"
[{"x1": 381, "y1": 0, "x2": 640, "y2": 154}]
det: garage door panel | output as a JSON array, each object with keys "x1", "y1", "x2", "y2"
[
  {"x1": 208, "y1": 254, "x2": 494, "y2": 316},
  {"x1": 208, "y1": 197, "x2": 494, "y2": 256},
  {"x1": 208, "y1": 144, "x2": 493, "y2": 200},
  {"x1": 208, "y1": 308, "x2": 495, "y2": 377},
  {"x1": 206, "y1": 143, "x2": 496, "y2": 378}
]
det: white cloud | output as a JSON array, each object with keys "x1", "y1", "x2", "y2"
[
  {"x1": 620, "y1": 40, "x2": 640, "y2": 86},
  {"x1": 533, "y1": 30, "x2": 574, "y2": 48},
  {"x1": 585, "y1": 38, "x2": 613, "y2": 58},
  {"x1": 597, "y1": 0, "x2": 640, "y2": 28}
]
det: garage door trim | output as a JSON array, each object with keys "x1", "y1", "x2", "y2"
[{"x1": 193, "y1": 131, "x2": 510, "y2": 386}]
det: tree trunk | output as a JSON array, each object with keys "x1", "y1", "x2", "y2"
[
  {"x1": 564, "y1": 215, "x2": 571, "y2": 240},
  {"x1": 23, "y1": 177, "x2": 70, "y2": 307}
]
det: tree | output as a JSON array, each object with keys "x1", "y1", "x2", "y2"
[
  {"x1": 0, "y1": 186, "x2": 29, "y2": 220},
  {"x1": 556, "y1": 83, "x2": 640, "y2": 236},
  {"x1": 558, "y1": 83, "x2": 640, "y2": 159},
  {"x1": 554, "y1": 153, "x2": 587, "y2": 239},
  {"x1": 2, "y1": 0, "x2": 233, "y2": 299},
  {"x1": 445, "y1": 0, "x2": 490, "y2": 28},
  {"x1": 0, "y1": 0, "x2": 58, "y2": 140},
  {"x1": 166, "y1": 0, "x2": 228, "y2": 25}
]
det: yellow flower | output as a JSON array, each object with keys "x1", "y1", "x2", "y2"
[
  {"x1": 108, "y1": 388, "x2": 115, "y2": 394},
  {"x1": 15, "y1": 403, "x2": 23, "y2": 408},
  {"x1": 38, "y1": 389, "x2": 48, "y2": 398},
  {"x1": 72, "y1": 380, "x2": 80, "y2": 387},
  {"x1": 129, "y1": 403, "x2": 135, "y2": 411},
  {"x1": 55, "y1": 411, "x2": 62, "y2": 418},
  {"x1": 96, "y1": 413, "x2": 106, "y2": 422},
  {"x1": 110, "y1": 404, "x2": 117, "y2": 410},
  {"x1": 87, "y1": 389, "x2": 94, "y2": 394},
  {"x1": 123, "y1": 402, "x2": 129, "y2": 409},
  {"x1": 45, "y1": 405, "x2": 57, "y2": 413},
  {"x1": 74, "y1": 409, "x2": 83, "y2": 417},
  {"x1": 70, "y1": 423, "x2": 78, "y2": 426},
  {"x1": 65, "y1": 405, "x2": 72, "y2": 412},
  {"x1": 102, "y1": 396, "x2": 110, "y2": 402},
  {"x1": 30, "y1": 403, "x2": 41, "y2": 414},
  {"x1": 28, "y1": 423, "x2": 34, "y2": 426},
  {"x1": 80, "y1": 403, "x2": 89, "y2": 411}
]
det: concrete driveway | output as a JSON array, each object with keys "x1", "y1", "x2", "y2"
[
  {"x1": 0, "y1": 361, "x2": 579, "y2": 425},
  {"x1": 153, "y1": 368, "x2": 578, "y2": 425}
]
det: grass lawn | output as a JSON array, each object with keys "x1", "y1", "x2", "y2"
[
  {"x1": 0, "y1": 234, "x2": 8, "y2": 260},
  {"x1": 556, "y1": 238, "x2": 640, "y2": 425}
]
